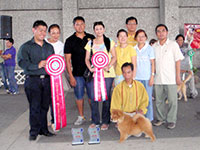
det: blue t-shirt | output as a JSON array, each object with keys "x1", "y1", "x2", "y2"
[
  {"x1": 135, "y1": 42, "x2": 155, "y2": 80},
  {"x1": 3, "y1": 46, "x2": 16, "y2": 66}
]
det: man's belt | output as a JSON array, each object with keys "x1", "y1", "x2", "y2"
[{"x1": 27, "y1": 75, "x2": 50, "y2": 79}]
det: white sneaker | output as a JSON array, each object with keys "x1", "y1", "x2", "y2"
[{"x1": 74, "y1": 116, "x2": 85, "y2": 125}]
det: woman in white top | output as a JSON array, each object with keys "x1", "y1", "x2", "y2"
[
  {"x1": 47, "y1": 24, "x2": 71, "y2": 130},
  {"x1": 47, "y1": 24, "x2": 64, "y2": 56}
]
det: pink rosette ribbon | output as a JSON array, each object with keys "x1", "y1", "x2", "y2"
[
  {"x1": 45, "y1": 54, "x2": 67, "y2": 131},
  {"x1": 92, "y1": 51, "x2": 109, "y2": 101}
]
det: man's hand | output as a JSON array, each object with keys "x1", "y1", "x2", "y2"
[
  {"x1": 90, "y1": 67, "x2": 95, "y2": 73},
  {"x1": 38, "y1": 60, "x2": 47, "y2": 69},
  {"x1": 136, "y1": 109, "x2": 144, "y2": 115},
  {"x1": 69, "y1": 76, "x2": 76, "y2": 87},
  {"x1": 176, "y1": 75, "x2": 182, "y2": 85}
]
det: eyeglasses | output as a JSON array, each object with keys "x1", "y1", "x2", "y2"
[{"x1": 127, "y1": 23, "x2": 137, "y2": 25}]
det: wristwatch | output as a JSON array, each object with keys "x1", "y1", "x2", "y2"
[{"x1": 151, "y1": 73, "x2": 155, "y2": 76}]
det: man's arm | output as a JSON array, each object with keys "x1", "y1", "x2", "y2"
[
  {"x1": 18, "y1": 45, "x2": 39, "y2": 71},
  {"x1": 65, "y1": 54, "x2": 76, "y2": 87},
  {"x1": 1, "y1": 54, "x2": 11, "y2": 60},
  {"x1": 176, "y1": 60, "x2": 182, "y2": 85},
  {"x1": 110, "y1": 86, "x2": 122, "y2": 112}
]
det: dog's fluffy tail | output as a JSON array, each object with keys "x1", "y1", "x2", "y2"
[{"x1": 133, "y1": 114, "x2": 156, "y2": 142}]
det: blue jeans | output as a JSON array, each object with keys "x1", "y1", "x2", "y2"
[
  {"x1": 4, "y1": 66, "x2": 18, "y2": 93},
  {"x1": 90, "y1": 78, "x2": 114, "y2": 125},
  {"x1": 137, "y1": 80, "x2": 153, "y2": 121},
  {"x1": 0, "y1": 63, "x2": 8, "y2": 90},
  {"x1": 74, "y1": 76, "x2": 91, "y2": 100}
]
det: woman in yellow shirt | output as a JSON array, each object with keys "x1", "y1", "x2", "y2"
[
  {"x1": 115, "y1": 29, "x2": 137, "y2": 86},
  {"x1": 85, "y1": 21, "x2": 116, "y2": 130}
]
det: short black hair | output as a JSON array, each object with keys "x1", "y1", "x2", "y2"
[
  {"x1": 121, "y1": 62, "x2": 134, "y2": 71},
  {"x1": 126, "y1": 16, "x2": 138, "y2": 25},
  {"x1": 32, "y1": 20, "x2": 48, "y2": 28},
  {"x1": 48, "y1": 24, "x2": 60, "y2": 33},
  {"x1": 6, "y1": 38, "x2": 14, "y2": 44},
  {"x1": 175, "y1": 34, "x2": 185, "y2": 41},
  {"x1": 149, "y1": 39, "x2": 157, "y2": 45},
  {"x1": 155, "y1": 24, "x2": 168, "y2": 33},
  {"x1": 117, "y1": 29, "x2": 128, "y2": 37},
  {"x1": 73, "y1": 16, "x2": 85, "y2": 25},
  {"x1": 93, "y1": 21, "x2": 105, "y2": 30}
]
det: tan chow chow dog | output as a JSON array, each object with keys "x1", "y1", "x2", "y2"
[{"x1": 111, "y1": 109, "x2": 156, "y2": 143}]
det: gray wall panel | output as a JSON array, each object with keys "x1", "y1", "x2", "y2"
[
  {"x1": 0, "y1": 0, "x2": 62, "y2": 10},
  {"x1": 80, "y1": 8, "x2": 159, "y2": 41},
  {"x1": 79, "y1": 0, "x2": 159, "y2": 8}
]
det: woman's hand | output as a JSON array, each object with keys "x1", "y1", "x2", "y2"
[
  {"x1": 103, "y1": 66, "x2": 110, "y2": 72},
  {"x1": 149, "y1": 76, "x2": 154, "y2": 86}
]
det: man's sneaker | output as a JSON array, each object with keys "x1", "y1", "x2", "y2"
[
  {"x1": 12, "y1": 92, "x2": 19, "y2": 95},
  {"x1": 189, "y1": 93, "x2": 197, "y2": 99},
  {"x1": 167, "y1": 122, "x2": 176, "y2": 129},
  {"x1": 6, "y1": 90, "x2": 11, "y2": 94},
  {"x1": 74, "y1": 116, "x2": 85, "y2": 125},
  {"x1": 153, "y1": 120, "x2": 165, "y2": 126}
]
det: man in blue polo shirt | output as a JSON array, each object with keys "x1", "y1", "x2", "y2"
[
  {"x1": 1, "y1": 38, "x2": 18, "y2": 94},
  {"x1": 0, "y1": 41, "x2": 9, "y2": 92}
]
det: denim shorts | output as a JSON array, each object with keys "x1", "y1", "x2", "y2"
[{"x1": 74, "y1": 76, "x2": 91, "y2": 100}]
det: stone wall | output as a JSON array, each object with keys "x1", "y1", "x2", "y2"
[{"x1": 0, "y1": 0, "x2": 200, "y2": 68}]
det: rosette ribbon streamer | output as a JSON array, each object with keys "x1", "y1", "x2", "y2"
[
  {"x1": 45, "y1": 54, "x2": 67, "y2": 131},
  {"x1": 187, "y1": 49, "x2": 195, "y2": 70},
  {"x1": 92, "y1": 51, "x2": 109, "y2": 101}
]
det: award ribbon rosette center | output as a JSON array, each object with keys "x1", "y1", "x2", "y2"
[
  {"x1": 92, "y1": 51, "x2": 109, "y2": 101},
  {"x1": 45, "y1": 54, "x2": 67, "y2": 130}
]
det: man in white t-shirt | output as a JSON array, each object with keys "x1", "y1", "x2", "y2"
[{"x1": 152, "y1": 24, "x2": 184, "y2": 129}]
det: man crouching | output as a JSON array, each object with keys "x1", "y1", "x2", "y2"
[{"x1": 110, "y1": 62, "x2": 155, "y2": 142}]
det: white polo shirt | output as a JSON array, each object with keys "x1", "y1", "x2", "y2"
[{"x1": 153, "y1": 39, "x2": 184, "y2": 85}]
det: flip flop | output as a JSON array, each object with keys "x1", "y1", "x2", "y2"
[{"x1": 101, "y1": 124, "x2": 109, "y2": 131}]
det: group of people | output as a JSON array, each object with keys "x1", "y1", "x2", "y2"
[
  {"x1": 15, "y1": 15, "x2": 198, "y2": 141},
  {"x1": 0, "y1": 38, "x2": 19, "y2": 94}
]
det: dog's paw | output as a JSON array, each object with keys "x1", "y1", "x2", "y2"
[{"x1": 119, "y1": 139, "x2": 124, "y2": 143}]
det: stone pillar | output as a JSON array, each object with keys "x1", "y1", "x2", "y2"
[
  {"x1": 159, "y1": 0, "x2": 179, "y2": 39},
  {"x1": 62, "y1": 0, "x2": 78, "y2": 40}
]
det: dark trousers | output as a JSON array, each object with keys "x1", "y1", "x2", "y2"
[
  {"x1": 24, "y1": 76, "x2": 51, "y2": 136},
  {"x1": 90, "y1": 78, "x2": 114, "y2": 125}
]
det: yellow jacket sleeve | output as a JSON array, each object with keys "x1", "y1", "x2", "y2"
[{"x1": 110, "y1": 85, "x2": 122, "y2": 112}]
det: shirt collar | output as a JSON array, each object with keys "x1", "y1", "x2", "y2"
[
  {"x1": 128, "y1": 33, "x2": 135, "y2": 38},
  {"x1": 73, "y1": 32, "x2": 88, "y2": 38},
  {"x1": 123, "y1": 80, "x2": 134, "y2": 88},
  {"x1": 134, "y1": 42, "x2": 148, "y2": 51},
  {"x1": 158, "y1": 38, "x2": 169, "y2": 46},
  {"x1": 30, "y1": 37, "x2": 48, "y2": 45}
]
